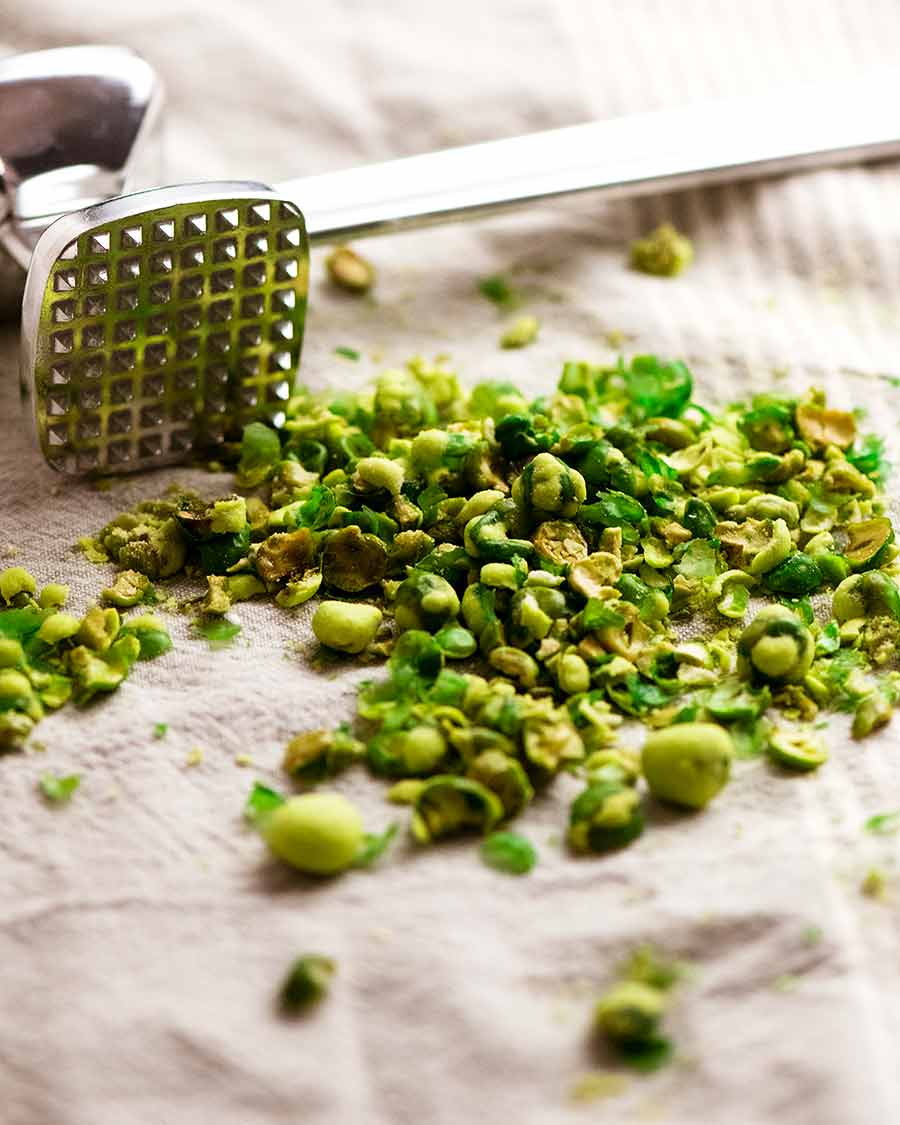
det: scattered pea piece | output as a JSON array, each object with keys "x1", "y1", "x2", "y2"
[
  {"x1": 279, "y1": 954, "x2": 335, "y2": 1013},
  {"x1": 325, "y1": 245, "x2": 375, "y2": 293}
]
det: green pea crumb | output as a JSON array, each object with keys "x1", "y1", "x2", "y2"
[
  {"x1": 39, "y1": 772, "x2": 80, "y2": 803},
  {"x1": 480, "y1": 831, "x2": 537, "y2": 875},
  {"x1": 500, "y1": 315, "x2": 540, "y2": 349},
  {"x1": 279, "y1": 954, "x2": 336, "y2": 1014},
  {"x1": 861, "y1": 867, "x2": 889, "y2": 900},
  {"x1": 629, "y1": 223, "x2": 694, "y2": 277},
  {"x1": 153, "y1": 722, "x2": 168, "y2": 739},
  {"x1": 325, "y1": 245, "x2": 375, "y2": 293}
]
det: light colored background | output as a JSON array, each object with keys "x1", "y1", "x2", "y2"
[{"x1": 3, "y1": 2, "x2": 900, "y2": 1123}]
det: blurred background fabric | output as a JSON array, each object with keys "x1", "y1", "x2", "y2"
[{"x1": 3, "y1": 2, "x2": 900, "y2": 1123}]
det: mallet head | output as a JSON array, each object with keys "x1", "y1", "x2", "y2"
[{"x1": 21, "y1": 182, "x2": 309, "y2": 474}]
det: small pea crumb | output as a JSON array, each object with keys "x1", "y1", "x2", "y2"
[
  {"x1": 234, "y1": 753, "x2": 254, "y2": 768},
  {"x1": 39, "y1": 772, "x2": 81, "y2": 803},
  {"x1": 334, "y1": 346, "x2": 361, "y2": 361},
  {"x1": 325, "y1": 245, "x2": 375, "y2": 293},
  {"x1": 629, "y1": 222, "x2": 694, "y2": 277},
  {"x1": 477, "y1": 274, "x2": 522, "y2": 309},
  {"x1": 604, "y1": 329, "x2": 627, "y2": 349},
  {"x1": 569, "y1": 1071, "x2": 629, "y2": 1104},
  {"x1": 861, "y1": 867, "x2": 889, "y2": 900},
  {"x1": 802, "y1": 926, "x2": 823, "y2": 946},
  {"x1": 27, "y1": 740, "x2": 48, "y2": 754},
  {"x1": 185, "y1": 748, "x2": 205, "y2": 767},
  {"x1": 153, "y1": 722, "x2": 168, "y2": 739},
  {"x1": 279, "y1": 954, "x2": 335, "y2": 1014},
  {"x1": 500, "y1": 314, "x2": 540, "y2": 349},
  {"x1": 772, "y1": 973, "x2": 799, "y2": 993}
]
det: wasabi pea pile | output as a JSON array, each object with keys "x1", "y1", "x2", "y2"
[
  {"x1": 0, "y1": 567, "x2": 172, "y2": 749},
  {"x1": 6, "y1": 352, "x2": 900, "y2": 868}
]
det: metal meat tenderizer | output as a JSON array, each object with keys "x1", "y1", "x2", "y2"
[{"x1": 4, "y1": 46, "x2": 900, "y2": 476}]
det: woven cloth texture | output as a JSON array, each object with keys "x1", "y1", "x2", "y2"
[{"x1": 3, "y1": 3, "x2": 900, "y2": 1123}]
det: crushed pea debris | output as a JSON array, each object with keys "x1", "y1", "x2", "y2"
[
  {"x1": 38, "y1": 772, "x2": 81, "y2": 803},
  {"x1": 0, "y1": 571, "x2": 172, "y2": 751},
  {"x1": 61, "y1": 350, "x2": 900, "y2": 866},
  {"x1": 630, "y1": 223, "x2": 694, "y2": 277}
]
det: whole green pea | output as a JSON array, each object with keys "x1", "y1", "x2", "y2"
[
  {"x1": 312, "y1": 601, "x2": 382, "y2": 654},
  {"x1": 261, "y1": 792, "x2": 365, "y2": 875},
  {"x1": 641, "y1": 722, "x2": 733, "y2": 809}
]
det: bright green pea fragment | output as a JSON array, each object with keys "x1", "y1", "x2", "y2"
[
  {"x1": 39, "y1": 772, "x2": 80, "y2": 803},
  {"x1": 312, "y1": 601, "x2": 382, "y2": 654},
  {"x1": 191, "y1": 617, "x2": 241, "y2": 648},
  {"x1": 244, "y1": 781, "x2": 286, "y2": 825},
  {"x1": 500, "y1": 315, "x2": 540, "y2": 349},
  {"x1": 865, "y1": 810, "x2": 900, "y2": 835},
  {"x1": 261, "y1": 792, "x2": 366, "y2": 875},
  {"x1": 767, "y1": 728, "x2": 828, "y2": 771},
  {"x1": 641, "y1": 722, "x2": 733, "y2": 809},
  {"x1": 279, "y1": 954, "x2": 336, "y2": 1013},
  {"x1": 153, "y1": 722, "x2": 168, "y2": 739},
  {"x1": 353, "y1": 823, "x2": 398, "y2": 868},
  {"x1": 480, "y1": 831, "x2": 537, "y2": 875}
]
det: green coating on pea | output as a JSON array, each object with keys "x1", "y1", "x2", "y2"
[
  {"x1": 261, "y1": 793, "x2": 366, "y2": 875},
  {"x1": 641, "y1": 722, "x2": 733, "y2": 809},
  {"x1": 312, "y1": 601, "x2": 382, "y2": 654},
  {"x1": 513, "y1": 453, "x2": 586, "y2": 519}
]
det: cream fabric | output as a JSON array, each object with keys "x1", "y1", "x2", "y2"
[{"x1": 3, "y1": 3, "x2": 900, "y2": 1123}]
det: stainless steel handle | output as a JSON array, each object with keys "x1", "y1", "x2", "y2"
[{"x1": 281, "y1": 71, "x2": 900, "y2": 245}]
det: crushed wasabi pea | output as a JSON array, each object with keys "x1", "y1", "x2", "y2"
[
  {"x1": 500, "y1": 315, "x2": 540, "y2": 349},
  {"x1": 66, "y1": 350, "x2": 899, "y2": 867},
  {"x1": 629, "y1": 222, "x2": 694, "y2": 277},
  {"x1": 279, "y1": 954, "x2": 335, "y2": 1013},
  {"x1": 38, "y1": 772, "x2": 80, "y2": 803},
  {"x1": 480, "y1": 831, "x2": 537, "y2": 875},
  {"x1": 325, "y1": 245, "x2": 375, "y2": 293}
]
